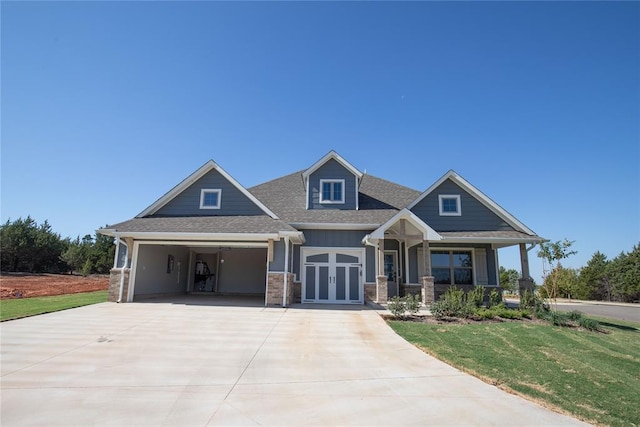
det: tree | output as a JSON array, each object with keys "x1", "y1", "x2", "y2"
[
  {"x1": 577, "y1": 251, "x2": 611, "y2": 301},
  {"x1": 62, "y1": 232, "x2": 115, "y2": 275},
  {"x1": 499, "y1": 266, "x2": 519, "y2": 294},
  {"x1": 608, "y1": 245, "x2": 640, "y2": 302},
  {"x1": 0, "y1": 217, "x2": 66, "y2": 273},
  {"x1": 541, "y1": 264, "x2": 579, "y2": 299},
  {"x1": 537, "y1": 239, "x2": 577, "y2": 307}
]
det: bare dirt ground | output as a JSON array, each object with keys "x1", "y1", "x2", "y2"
[{"x1": 0, "y1": 273, "x2": 109, "y2": 299}]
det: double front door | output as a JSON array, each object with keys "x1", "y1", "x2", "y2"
[{"x1": 302, "y1": 249, "x2": 363, "y2": 304}]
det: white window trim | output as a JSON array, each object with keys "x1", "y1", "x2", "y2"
[
  {"x1": 319, "y1": 179, "x2": 345, "y2": 204},
  {"x1": 439, "y1": 194, "x2": 461, "y2": 216},
  {"x1": 199, "y1": 189, "x2": 222, "y2": 209}
]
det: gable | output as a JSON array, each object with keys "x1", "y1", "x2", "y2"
[
  {"x1": 307, "y1": 158, "x2": 358, "y2": 210},
  {"x1": 410, "y1": 178, "x2": 517, "y2": 232},
  {"x1": 137, "y1": 160, "x2": 278, "y2": 218},
  {"x1": 150, "y1": 169, "x2": 265, "y2": 216}
]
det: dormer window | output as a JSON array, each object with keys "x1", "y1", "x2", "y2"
[
  {"x1": 320, "y1": 179, "x2": 345, "y2": 204},
  {"x1": 439, "y1": 194, "x2": 461, "y2": 216},
  {"x1": 200, "y1": 189, "x2": 221, "y2": 209}
]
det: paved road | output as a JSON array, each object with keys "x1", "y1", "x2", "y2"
[
  {"x1": 1, "y1": 296, "x2": 586, "y2": 426},
  {"x1": 506, "y1": 298, "x2": 640, "y2": 323},
  {"x1": 553, "y1": 301, "x2": 640, "y2": 323}
]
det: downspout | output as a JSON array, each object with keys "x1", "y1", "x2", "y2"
[
  {"x1": 116, "y1": 237, "x2": 128, "y2": 303},
  {"x1": 282, "y1": 235, "x2": 290, "y2": 308}
]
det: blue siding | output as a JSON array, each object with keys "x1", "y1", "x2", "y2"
[
  {"x1": 365, "y1": 246, "x2": 375, "y2": 282},
  {"x1": 308, "y1": 159, "x2": 357, "y2": 210},
  {"x1": 153, "y1": 169, "x2": 265, "y2": 216},
  {"x1": 410, "y1": 179, "x2": 515, "y2": 231},
  {"x1": 302, "y1": 229, "x2": 368, "y2": 247},
  {"x1": 269, "y1": 240, "x2": 286, "y2": 272}
]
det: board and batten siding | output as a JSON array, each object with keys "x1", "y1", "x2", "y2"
[
  {"x1": 410, "y1": 179, "x2": 515, "y2": 231},
  {"x1": 152, "y1": 169, "x2": 266, "y2": 216},
  {"x1": 307, "y1": 159, "x2": 357, "y2": 210},
  {"x1": 293, "y1": 229, "x2": 376, "y2": 283}
]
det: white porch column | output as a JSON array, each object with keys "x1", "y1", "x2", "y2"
[
  {"x1": 282, "y1": 236, "x2": 290, "y2": 307},
  {"x1": 376, "y1": 239, "x2": 387, "y2": 304}
]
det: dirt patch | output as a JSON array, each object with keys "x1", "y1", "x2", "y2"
[{"x1": 0, "y1": 273, "x2": 109, "y2": 299}]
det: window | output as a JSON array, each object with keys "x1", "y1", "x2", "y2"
[
  {"x1": 319, "y1": 179, "x2": 345, "y2": 204},
  {"x1": 431, "y1": 250, "x2": 473, "y2": 285},
  {"x1": 200, "y1": 189, "x2": 221, "y2": 209},
  {"x1": 439, "y1": 194, "x2": 461, "y2": 216}
]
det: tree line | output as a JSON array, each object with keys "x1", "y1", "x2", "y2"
[
  {"x1": 499, "y1": 240, "x2": 640, "y2": 303},
  {"x1": 0, "y1": 216, "x2": 114, "y2": 275}
]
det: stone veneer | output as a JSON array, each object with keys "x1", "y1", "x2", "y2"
[
  {"x1": 376, "y1": 275, "x2": 388, "y2": 304},
  {"x1": 266, "y1": 272, "x2": 295, "y2": 306},
  {"x1": 108, "y1": 268, "x2": 130, "y2": 302},
  {"x1": 421, "y1": 276, "x2": 435, "y2": 304},
  {"x1": 519, "y1": 278, "x2": 535, "y2": 296},
  {"x1": 364, "y1": 283, "x2": 376, "y2": 302}
]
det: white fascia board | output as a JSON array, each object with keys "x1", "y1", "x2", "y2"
[
  {"x1": 108, "y1": 232, "x2": 281, "y2": 241},
  {"x1": 135, "y1": 240, "x2": 269, "y2": 248},
  {"x1": 370, "y1": 209, "x2": 442, "y2": 241},
  {"x1": 97, "y1": 228, "x2": 117, "y2": 237},
  {"x1": 406, "y1": 170, "x2": 537, "y2": 235},
  {"x1": 440, "y1": 236, "x2": 547, "y2": 246},
  {"x1": 289, "y1": 222, "x2": 379, "y2": 230},
  {"x1": 302, "y1": 150, "x2": 364, "y2": 181},
  {"x1": 136, "y1": 160, "x2": 279, "y2": 219},
  {"x1": 278, "y1": 230, "x2": 306, "y2": 245}
]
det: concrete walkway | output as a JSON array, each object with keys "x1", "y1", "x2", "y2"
[{"x1": 1, "y1": 298, "x2": 587, "y2": 426}]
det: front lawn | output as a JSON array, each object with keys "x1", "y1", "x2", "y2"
[
  {"x1": 0, "y1": 290, "x2": 107, "y2": 321},
  {"x1": 389, "y1": 318, "x2": 640, "y2": 427}
]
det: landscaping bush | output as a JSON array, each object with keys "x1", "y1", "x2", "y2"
[
  {"x1": 468, "y1": 285, "x2": 484, "y2": 308},
  {"x1": 405, "y1": 294, "x2": 421, "y2": 315},
  {"x1": 475, "y1": 307, "x2": 495, "y2": 320},
  {"x1": 430, "y1": 287, "x2": 474, "y2": 319},
  {"x1": 549, "y1": 311, "x2": 571, "y2": 327},
  {"x1": 387, "y1": 296, "x2": 407, "y2": 318},
  {"x1": 568, "y1": 310, "x2": 584, "y2": 321},
  {"x1": 388, "y1": 294, "x2": 422, "y2": 318},
  {"x1": 578, "y1": 317, "x2": 601, "y2": 331},
  {"x1": 489, "y1": 289, "x2": 502, "y2": 307}
]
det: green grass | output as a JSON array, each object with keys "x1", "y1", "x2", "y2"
[
  {"x1": 388, "y1": 318, "x2": 640, "y2": 426},
  {"x1": 0, "y1": 290, "x2": 108, "y2": 321}
]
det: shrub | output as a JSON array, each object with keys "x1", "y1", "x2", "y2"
[
  {"x1": 495, "y1": 306, "x2": 523, "y2": 319},
  {"x1": 489, "y1": 289, "x2": 502, "y2": 307},
  {"x1": 387, "y1": 296, "x2": 406, "y2": 318},
  {"x1": 430, "y1": 287, "x2": 474, "y2": 319},
  {"x1": 468, "y1": 286, "x2": 485, "y2": 308},
  {"x1": 578, "y1": 317, "x2": 600, "y2": 331},
  {"x1": 550, "y1": 311, "x2": 571, "y2": 327},
  {"x1": 475, "y1": 307, "x2": 495, "y2": 319},
  {"x1": 568, "y1": 310, "x2": 583, "y2": 321},
  {"x1": 405, "y1": 294, "x2": 421, "y2": 315},
  {"x1": 520, "y1": 289, "x2": 537, "y2": 310}
]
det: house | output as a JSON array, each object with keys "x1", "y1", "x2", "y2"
[{"x1": 99, "y1": 151, "x2": 543, "y2": 306}]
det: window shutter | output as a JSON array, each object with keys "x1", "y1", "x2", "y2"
[{"x1": 475, "y1": 249, "x2": 489, "y2": 286}]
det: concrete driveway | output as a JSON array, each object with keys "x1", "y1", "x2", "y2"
[{"x1": 1, "y1": 297, "x2": 586, "y2": 426}]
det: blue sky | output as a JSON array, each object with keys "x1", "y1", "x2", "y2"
[{"x1": 2, "y1": 1, "x2": 639, "y2": 282}]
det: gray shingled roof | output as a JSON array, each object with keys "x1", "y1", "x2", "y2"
[
  {"x1": 249, "y1": 171, "x2": 421, "y2": 225},
  {"x1": 105, "y1": 216, "x2": 297, "y2": 234}
]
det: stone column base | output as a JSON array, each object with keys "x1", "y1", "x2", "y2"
[
  {"x1": 421, "y1": 276, "x2": 435, "y2": 305},
  {"x1": 266, "y1": 272, "x2": 295, "y2": 306},
  {"x1": 108, "y1": 268, "x2": 130, "y2": 302},
  {"x1": 518, "y1": 278, "x2": 535, "y2": 296},
  {"x1": 376, "y1": 275, "x2": 388, "y2": 304}
]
